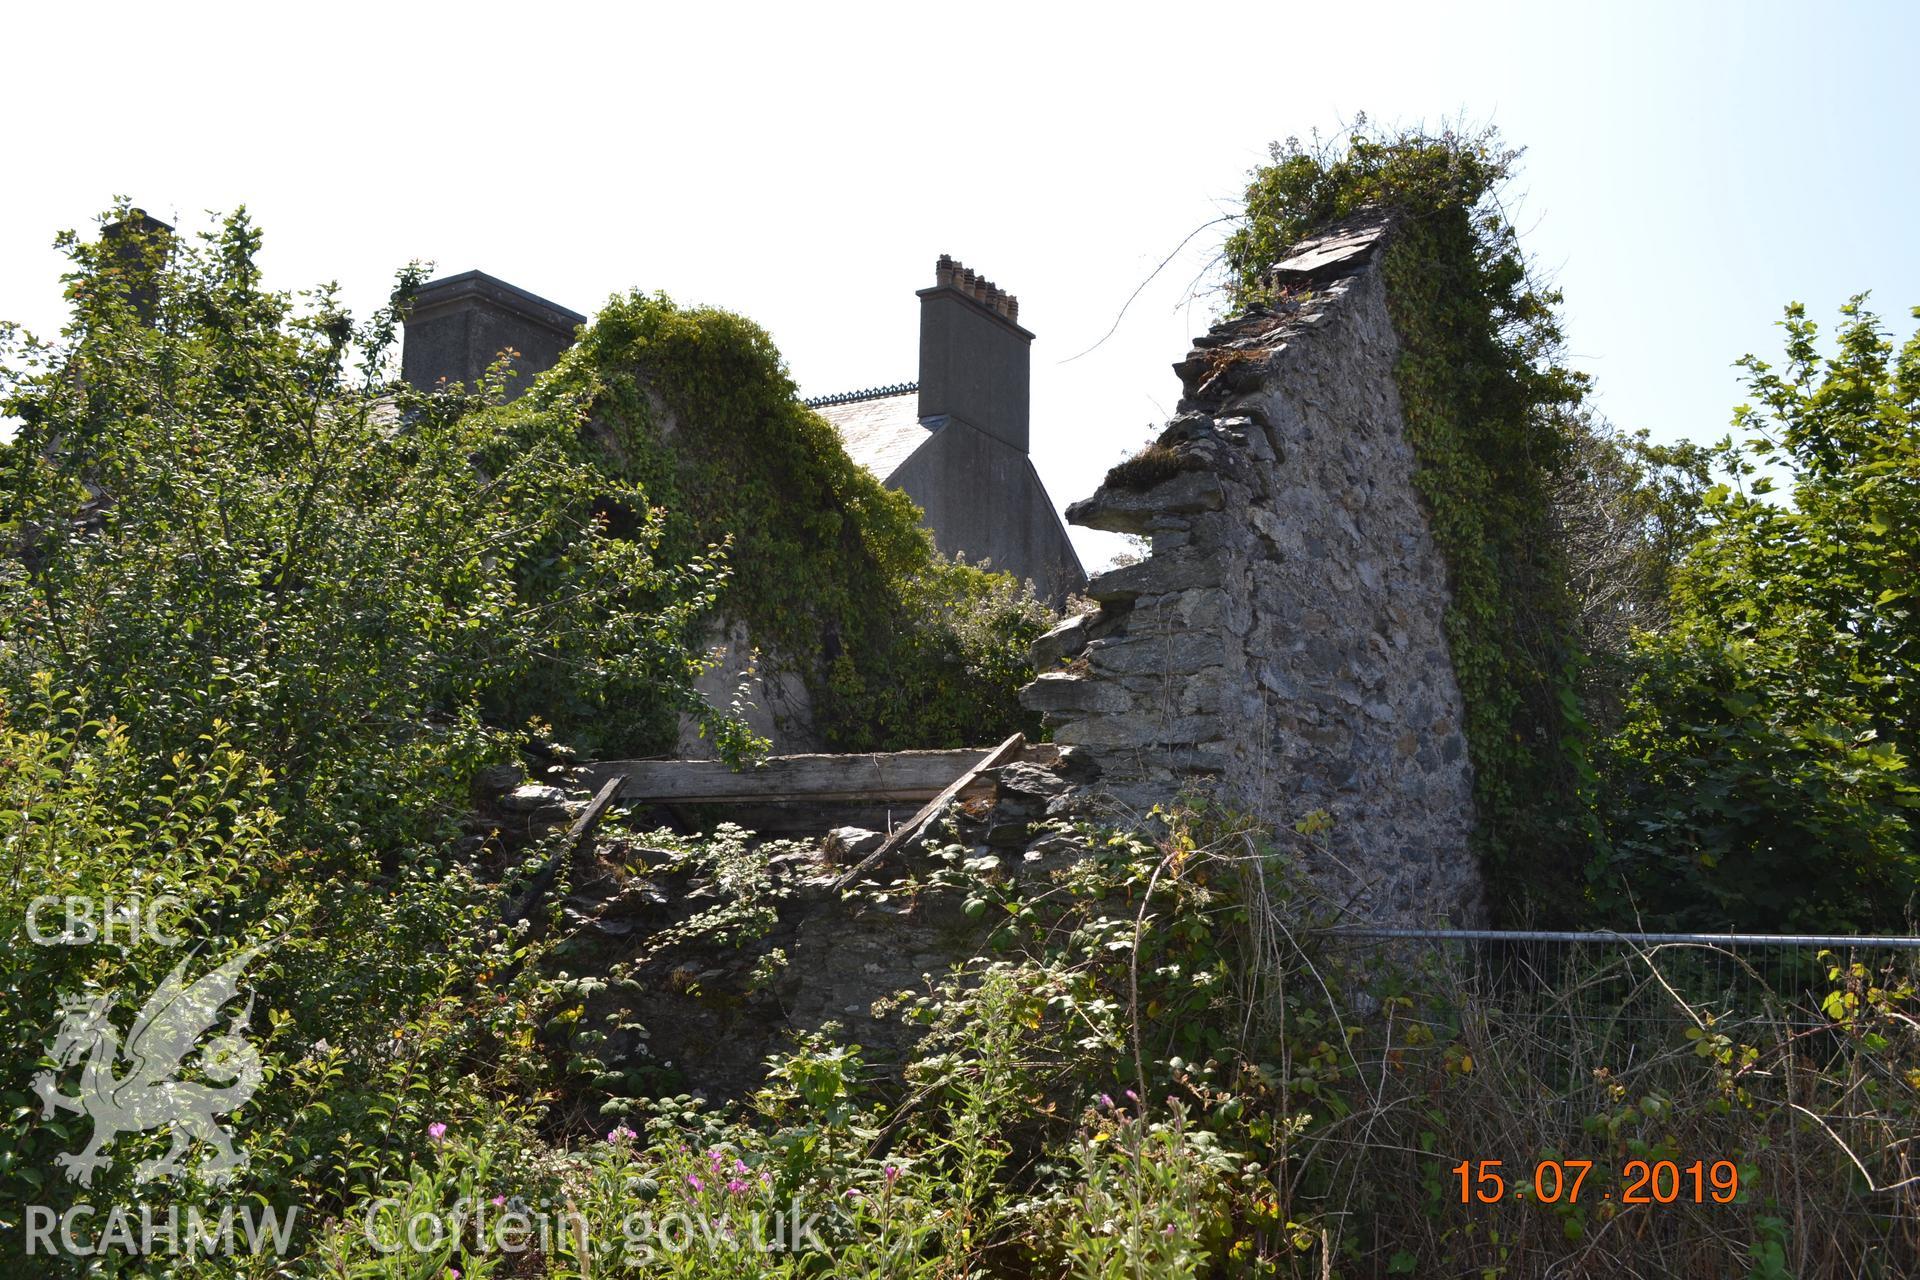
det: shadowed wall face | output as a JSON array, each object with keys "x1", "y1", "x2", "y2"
[
  {"x1": 400, "y1": 271, "x2": 585, "y2": 400},
  {"x1": 888, "y1": 418, "x2": 1084, "y2": 605}
]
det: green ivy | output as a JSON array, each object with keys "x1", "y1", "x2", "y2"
[
  {"x1": 1225, "y1": 122, "x2": 1592, "y2": 919},
  {"x1": 522, "y1": 292, "x2": 1053, "y2": 751}
]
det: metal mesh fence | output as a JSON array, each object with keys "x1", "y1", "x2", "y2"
[
  {"x1": 1319, "y1": 926, "x2": 1920, "y2": 1021},
  {"x1": 1314, "y1": 927, "x2": 1920, "y2": 1084},
  {"x1": 1305, "y1": 927, "x2": 1920, "y2": 1242}
]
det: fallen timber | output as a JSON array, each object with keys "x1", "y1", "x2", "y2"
[
  {"x1": 503, "y1": 774, "x2": 626, "y2": 924},
  {"x1": 829, "y1": 732, "x2": 1025, "y2": 890}
]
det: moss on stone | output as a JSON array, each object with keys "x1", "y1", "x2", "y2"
[{"x1": 1104, "y1": 442, "x2": 1191, "y2": 493}]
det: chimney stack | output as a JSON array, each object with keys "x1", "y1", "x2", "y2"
[
  {"x1": 99, "y1": 209, "x2": 174, "y2": 321},
  {"x1": 917, "y1": 255, "x2": 1033, "y2": 453},
  {"x1": 400, "y1": 271, "x2": 585, "y2": 400}
]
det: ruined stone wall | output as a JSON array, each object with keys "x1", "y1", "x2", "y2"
[{"x1": 1021, "y1": 215, "x2": 1484, "y2": 925}]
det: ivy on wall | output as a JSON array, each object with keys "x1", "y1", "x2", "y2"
[
  {"x1": 1224, "y1": 122, "x2": 1592, "y2": 919},
  {"x1": 520, "y1": 292, "x2": 1052, "y2": 753}
]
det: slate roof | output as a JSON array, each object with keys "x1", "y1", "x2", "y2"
[{"x1": 805, "y1": 386, "x2": 932, "y2": 482}]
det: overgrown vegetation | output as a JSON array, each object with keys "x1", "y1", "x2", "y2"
[
  {"x1": 1223, "y1": 123, "x2": 1920, "y2": 933},
  {"x1": 1225, "y1": 120, "x2": 1594, "y2": 921},
  {"x1": 1105, "y1": 441, "x2": 1191, "y2": 493},
  {"x1": 12, "y1": 750, "x2": 1906, "y2": 1277},
  {"x1": 3, "y1": 134, "x2": 1918, "y2": 1277},
  {"x1": 0, "y1": 209, "x2": 740, "y2": 846},
  {"x1": 533, "y1": 291, "x2": 1052, "y2": 752},
  {"x1": 0, "y1": 204, "x2": 1051, "y2": 1271},
  {"x1": 1553, "y1": 419, "x2": 1714, "y2": 733},
  {"x1": 1590, "y1": 299, "x2": 1920, "y2": 930},
  {"x1": 0, "y1": 688, "x2": 556, "y2": 1265}
]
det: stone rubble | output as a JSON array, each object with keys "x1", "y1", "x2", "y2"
[{"x1": 465, "y1": 738, "x2": 1098, "y2": 1100}]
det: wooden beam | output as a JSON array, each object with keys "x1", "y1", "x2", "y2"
[
  {"x1": 831, "y1": 732, "x2": 1025, "y2": 892},
  {"x1": 583, "y1": 749, "x2": 992, "y2": 806}
]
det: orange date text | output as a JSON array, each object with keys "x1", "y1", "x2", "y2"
[{"x1": 1451, "y1": 1158, "x2": 1739, "y2": 1205}]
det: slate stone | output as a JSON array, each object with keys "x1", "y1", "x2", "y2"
[
  {"x1": 500, "y1": 784, "x2": 570, "y2": 814},
  {"x1": 1085, "y1": 550, "x2": 1224, "y2": 603},
  {"x1": 1030, "y1": 613, "x2": 1093, "y2": 669},
  {"x1": 1067, "y1": 469, "x2": 1227, "y2": 535}
]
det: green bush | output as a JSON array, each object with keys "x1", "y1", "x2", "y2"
[
  {"x1": 0, "y1": 681, "x2": 556, "y2": 1268},
  {"x1": 1593, "y1": 298, "x2": 1920, "y2": 928},
  {"x1": 0, "y1": 207, "x2": 739, "y2": 847}
]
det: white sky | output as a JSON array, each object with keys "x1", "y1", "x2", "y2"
[{"x1": 4, "y1": 1, "x2": 1916, "y2": 570}]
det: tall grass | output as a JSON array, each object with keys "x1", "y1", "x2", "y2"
[{"x1": 1216, "y1": 817, "x2": 1920, "y2": 1278}]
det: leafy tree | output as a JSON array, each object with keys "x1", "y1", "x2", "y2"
[
  {"x1": 0, "y1": 206, "x2": 739, "y2": 848},
  {"x1": 1594, "y1": 299, "x2": 1920, "y2": 929},
  {"x1": 1555, "y1": 416, "x2": 1714, "y2": 732}
]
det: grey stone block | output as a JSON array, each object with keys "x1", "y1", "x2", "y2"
[
  {"x1": 1019, "y1": 672, "x2": 1132, "y2": 715},
  {"x1": 1086, "y1": 550, "x2": 1225, "y2": 603},
  {"x1": 1030, "y1": 613, "x2": 1093, "y2": 669},
  {"x1": 1066, "y1": 470, "x2": 1226, "y2": 535}
]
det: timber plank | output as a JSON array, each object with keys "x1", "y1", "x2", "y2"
[{"x1": 583, "y1": 749, "x2": 990, "y2": 806}]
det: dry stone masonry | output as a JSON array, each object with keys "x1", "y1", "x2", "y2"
[{"x1": 1022, "y1": 212, "x2": 1485, "y2": 925}]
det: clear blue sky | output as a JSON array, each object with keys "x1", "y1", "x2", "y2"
[{"x1": 3, "y1": 1, "x2": 1915, "y2": 569}]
